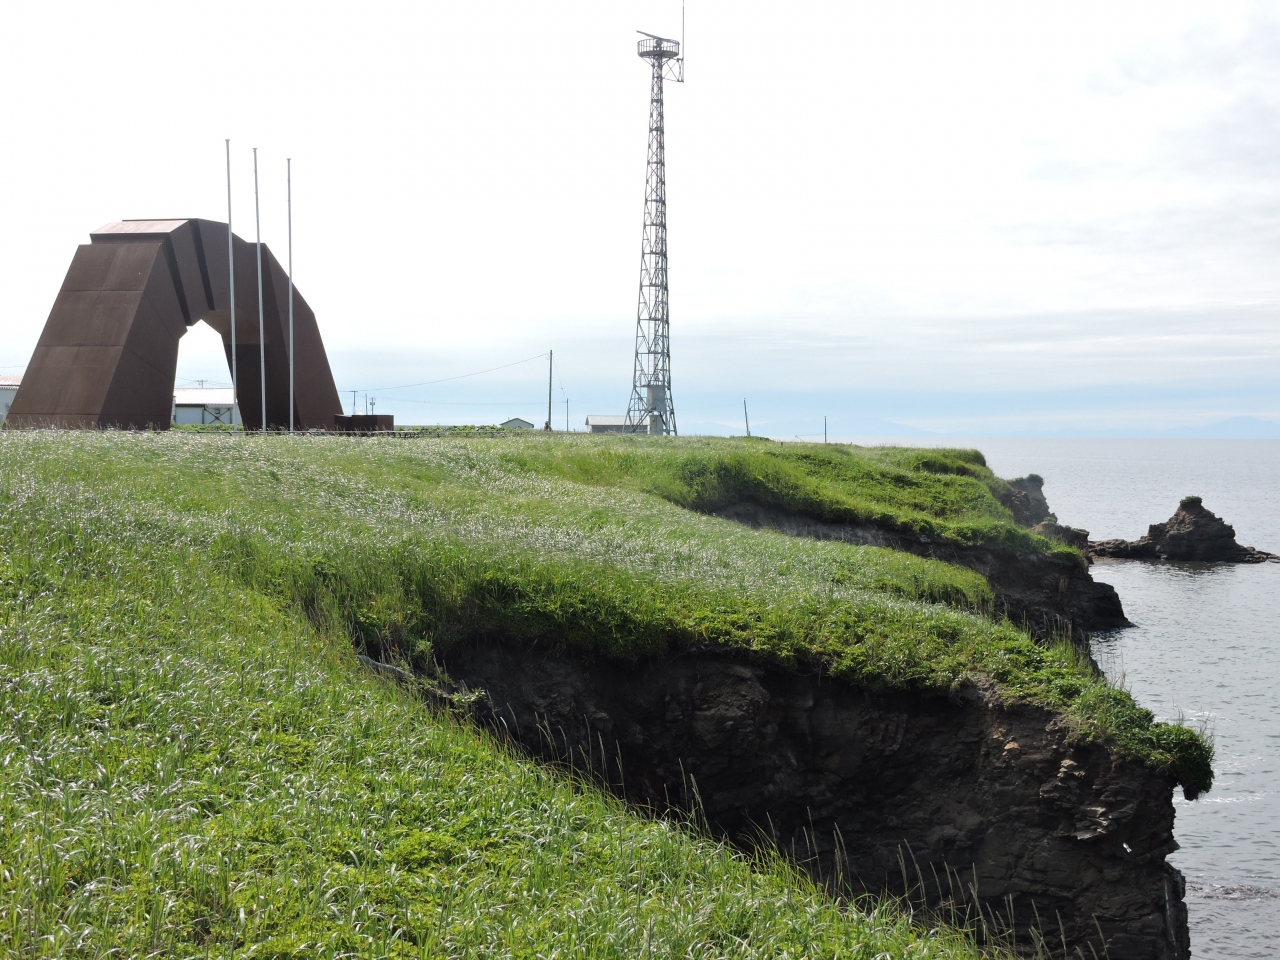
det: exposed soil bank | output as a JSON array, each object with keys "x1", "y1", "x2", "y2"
[
  {"x1": 712, "y1": 500, "x2": 1130, "y2": 643},
  {"x1": 442, "y1": 638, "x2": 1189, "y2": 960}
]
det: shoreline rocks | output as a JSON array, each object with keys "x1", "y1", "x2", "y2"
[
  {"x1": 1090, "y1": 497, "x2": 1277, "y2": 564},
  {"x1": 1031, "y1": 519, "x2": 1090, "y2": 553},
  {"x1": 1001, "y1": 474, "x2": 1054, "y2": 527}
]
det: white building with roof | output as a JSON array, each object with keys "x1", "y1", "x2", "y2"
[
  {"x1": 585, "y1": 414, "x2": 655, "y2": 434},
  {"x1": 172, "y1": 387, "x2": 240, "y2": 426},
  {"x1": 0, "y1": 376, "x2": 20, "y2": 425},
  {"x1": 2, "y1": 379, "x2": 242, "y2": 428}
]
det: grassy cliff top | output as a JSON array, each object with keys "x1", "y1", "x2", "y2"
[
  {"x1": 0, "y1": 439, "x2": 999, "y2": 958},
  {"x1": 0, "y1": 430, "x2": 1211, "y2": 800},
  {"x1": 466, "y1": 432, "x2": 1075, "y2": 558},
  {"x1": 0, "y1": 429, "x2": 1213, "y2": 954}
]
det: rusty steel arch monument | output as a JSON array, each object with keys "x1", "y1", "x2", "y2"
[{"x1": 8, "y1": 219, "x2": 342, "y2": 430}]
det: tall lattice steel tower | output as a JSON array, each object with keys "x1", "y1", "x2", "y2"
[{"x1": 624, "y1": 29, "x2": 683, "y2": 435}]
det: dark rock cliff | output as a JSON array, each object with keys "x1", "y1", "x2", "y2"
[
  {"x1": 1032, "y1": 520, "x2": 1090, "y2": 553},
  {"x1": 1091, "y1": 496, "x2": 1277, "y2": 564},
  {"x1": 712, "y1": 500, "x2": 1130, "y2": 644},
  {"x1": 442, "y1": 639, "x2": 1189, "y2": 960},
  {"x1": 1001, "y1": 474, "x2": 1055, "y2": 528}
]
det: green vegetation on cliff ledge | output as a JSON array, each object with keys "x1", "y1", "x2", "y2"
[
  {"x1": 498, "y1": 434, "x2": 1078, "y2": 558},
  {"x1": 0, "y1": 431, "x2": 1212, "y2": 954},
  {"x1": 0, "y1": 467, "x2": 987, "y2": 957},
  {"x1": 5, "y1": 432, "x2": 1211, "y2": 780}
]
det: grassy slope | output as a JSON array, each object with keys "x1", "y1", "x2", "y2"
[
  {"x1": 492, "y1": 435, "x2": 1077, "y2": 559},
  {"x1": 285, "y1": 434, "x2": 1207, "y2": 790},
  {"x1": 10, "y1": 433, "x2": 1211, "y2": 792},
  {"x1": 0, "y1": 431, "x2": 1213, "y2": 952},
  {"x1": 0, "y1": 453, "x2": 987, "y2": 958}
]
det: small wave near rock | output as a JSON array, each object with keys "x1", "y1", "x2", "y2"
[{"x1": 1188, "y1": 882, "x2": 1280, "y2": 901}]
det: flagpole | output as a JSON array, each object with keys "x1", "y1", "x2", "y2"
[
  {"x1": 254, "y1": 147, "x2": 266, "y2": 433},
  {"x1": 287, "y1": 158, "x2": 294, "y2": 434},
  {"x1": 226, "y1": 140, "x2": 238, "y2": 430}
]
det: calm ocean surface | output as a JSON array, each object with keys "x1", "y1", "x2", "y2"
[{"x1": 888, "y1": 438, "x2": 1280, "y2": 959}]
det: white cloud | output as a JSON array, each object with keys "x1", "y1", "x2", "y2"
[{"x1": 1, "y1": 0, "x2": 1277, "y2": 432}]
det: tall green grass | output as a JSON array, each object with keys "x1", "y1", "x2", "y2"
[
  {"x1": 492, "y1": 435, "x2": 1078, "y2": 559},
  {"x1": 0, "y1": 430, "x2": 1215, "y2": 954},
  {"x1": 0, "y1": 455, "x2": 998, "y2": 957},
  {"x1": 0, "y1": 432, "x2": 1211, "y2": 795},
  {"x1": 7, "y1": 435, "x2": 1208, "y2": 773}
]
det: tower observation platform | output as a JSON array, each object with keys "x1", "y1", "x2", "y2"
[{"x1": 637, "y1": 35, "x2": 680, "y2": 61}]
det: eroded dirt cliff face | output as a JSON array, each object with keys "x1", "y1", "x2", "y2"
[
  {"x1": 443, "y1": 639, "x2": 1189, "y2": 960},
  {"x1": 712, "y1": 500, "x2": 1130, "y2": 644}
]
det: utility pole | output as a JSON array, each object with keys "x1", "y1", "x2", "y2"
[
  {"x1": 824, "y1": 416, "x2": 827, "y2": 443},
  {"x1": 546, "y1": 350, "x2": 553, "y2": 431},
  {"x1": 743, "y1": 398, "x2": 750, "y2": 437}
]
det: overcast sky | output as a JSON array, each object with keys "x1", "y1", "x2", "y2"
[{"x1": 1, "y1": 1, "x2": 1278, "y2": 435}]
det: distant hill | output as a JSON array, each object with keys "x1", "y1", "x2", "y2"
[
  {"x1": 1161, "y1": 417, "x2": 1280, "y2": 439},
  {"x1": 874, "y1": 416, "x2": 1280, "y2": 440}
]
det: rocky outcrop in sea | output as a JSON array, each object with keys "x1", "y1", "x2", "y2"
[{"x1": 1090, "y1": 496, "x2": 1277, "y2": 564}]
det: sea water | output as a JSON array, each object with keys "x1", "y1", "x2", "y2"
[{"x1": 938, "y1": 438, "x2": 1280, "y2": 959}]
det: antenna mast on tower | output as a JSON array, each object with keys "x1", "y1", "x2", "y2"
[{"x1": 624, "y1": 20, "x2": 683, "y2": 435}]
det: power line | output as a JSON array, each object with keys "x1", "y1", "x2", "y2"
[
  {"x1": 175, "y1": 376, "x2": 233, "y2": 387},
  {"x1": 374, "y1": 398, "x2": 544, "y2": 407}
]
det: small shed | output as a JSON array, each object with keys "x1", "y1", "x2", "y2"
[
  {"x1": 585, "y1": 414, "x2": 652, "y2": 434},
  {"x1": 501, "y1": 417, "x2": 535, "y2": 430},
  {"x1": 172, "y1": 387, "x2": 240, "y2": 426}
]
